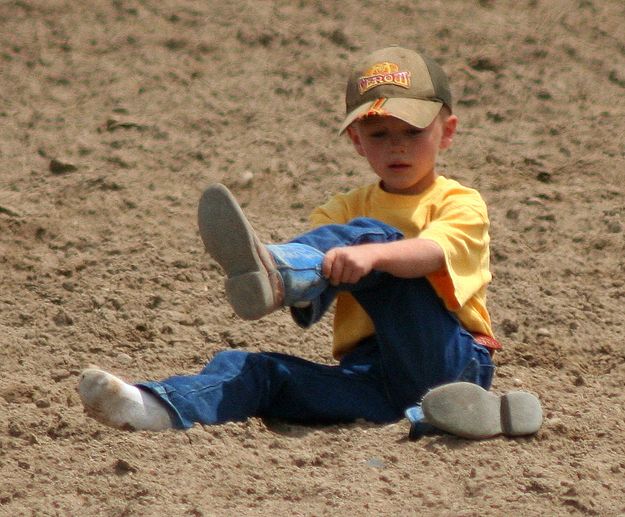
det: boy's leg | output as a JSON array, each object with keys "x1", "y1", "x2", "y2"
[
  {"x1": 286, "y1": 218, "x2": 495, "y2": 406},
  {"x1": 79, "y1": 343, "x2": 400, "y2": 430},
  {"x1": 140, "y1": 346, "x2": 399, "y2": 428},
  {"x1": 349, "y1": 276, "x2": 495, "y2": 410}
]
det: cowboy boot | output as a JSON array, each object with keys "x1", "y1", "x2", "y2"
[
  {"x1": 421, "y1": 382, "x2": 543, "y2": 439},
  {"x1": 198, "y1": 184, "x2": 328, "y2": 320}
]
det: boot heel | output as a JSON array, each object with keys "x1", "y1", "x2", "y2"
[
  {"x1": 501, "y1": 392, "x2": 543, "y2": 436},
  {"x1": 226, "y1": 272, "x2": 275, "y2": 320}
]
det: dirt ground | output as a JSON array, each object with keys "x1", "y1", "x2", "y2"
[{"x1": 1, "y1": 0, "x2": 624, "y2": 515}]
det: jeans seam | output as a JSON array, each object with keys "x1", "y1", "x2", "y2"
[{"x1": 276, "y1": 265, "x2": 323, "y2": 273}]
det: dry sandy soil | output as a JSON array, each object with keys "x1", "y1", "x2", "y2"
[{"x1": 1, "y1": 0, "x2": 624, "y2": 515}]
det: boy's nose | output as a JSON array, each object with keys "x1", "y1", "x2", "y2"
[{"x1": 390, "y1": 135, "x2": 406, "y2": 149}]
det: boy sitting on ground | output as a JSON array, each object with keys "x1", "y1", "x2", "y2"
[{"x1": 79, "y1": 46, "x2": 542, "y2": 439}]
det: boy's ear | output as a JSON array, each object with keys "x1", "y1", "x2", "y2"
[
  {"x1": 346, "y1": 125, "x2": 367, "y2": 157},
  {"x1": 439, "y1": 114, "x2": 458, "y2": 150}
]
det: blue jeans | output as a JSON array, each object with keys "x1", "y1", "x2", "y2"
[{"x1": 139, "y1": 218, "x2": 494, "y2": 429}]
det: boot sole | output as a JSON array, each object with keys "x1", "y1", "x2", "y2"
[
  {"x1": 421, "y1": 382, "x2": 543, "y2": 439},
  {"x1": 197, "y1": 184, "x2": 275, "y2": 320}
]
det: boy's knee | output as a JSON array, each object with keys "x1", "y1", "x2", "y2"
[{"x1": 201, "y1": 350, "x2": 251, "y2": 374}]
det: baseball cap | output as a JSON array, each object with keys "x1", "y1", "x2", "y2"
[{"x1": 339, "y1": 46, "x2": 452, "y2": 134}]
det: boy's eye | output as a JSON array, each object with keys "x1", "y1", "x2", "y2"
[
  {"x1": 407, "y1": 128, "x2": 422, "y2": 136},
  {"x1": 369, "y1": 130, "x2": 387, "y2": 138}
]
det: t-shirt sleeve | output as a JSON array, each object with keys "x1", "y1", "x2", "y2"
[{"x1": 419, "y1": 196, "x2": 491, "y2": 311}]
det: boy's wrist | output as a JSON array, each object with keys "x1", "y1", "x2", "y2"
[{"x1": 367, "y1": 243, "x2": 389, "y2": 271}]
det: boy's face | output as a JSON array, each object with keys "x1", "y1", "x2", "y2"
[{"x1": 347, "y1": 113, "x2": 457, "y2": 195}]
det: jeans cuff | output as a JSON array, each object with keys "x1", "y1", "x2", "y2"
[
  {"x1": 136, "y1": 381, "x2": 188, "y2": 430},
  {"x1": 289, "y1": 287, "x2": 336, "y2": 328}
]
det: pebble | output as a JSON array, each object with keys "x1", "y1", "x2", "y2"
[
  {"x1": 51, "y1": 369, "x2": 71, "y2": 382},
  {"x1": 506, "y1": 209, "x2": 519, "y2": 220},
  {"x1": 239, "y1": 170, "x2": 254, "y2": 186},
  {"x1": 366, "y1": 457, "x2": 385, "y2": 469},
  {"x1": 91, "y1": 296, "x2": 106, "y2": 308},
  {"x1": 116, "y1": 353, "x2": 132, "y2": 364},
  {"x1": 35, "y1": 398, "x2": 51, "y2": 408},
  {"x1": 524, "y1": 197, "x2": 544, "y2": 206},
  {"x1": 114, "y1": 459, "x2": 138, "y2": 475},
  {"x1": 0, "y1": 204, "x2": 20, "y2": 217},
  {"x1": 49, "y1": 158, "x2": 77, "y2": 175},
  {"x1": 536, "y1": 328, "x2": 552, "y2": 338}
]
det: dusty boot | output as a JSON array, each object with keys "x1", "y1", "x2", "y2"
[
  {"x1": 421, "y1": 382, "x2": 543, "y2": 440},
  {"x1": 198, "y1": 184, "x2": 327, "y2": 320},
  {"x1": 266, "y1": 243, "x2": 327, "y2": 307}
]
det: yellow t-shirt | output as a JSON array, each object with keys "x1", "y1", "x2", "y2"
[{"x1": 310, "y1": 176, "x2": 493, "y2": 359}]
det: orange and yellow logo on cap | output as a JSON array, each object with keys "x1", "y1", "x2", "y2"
[{"x1": 358, "y1": 62, "x2": 411, "y2": 95}]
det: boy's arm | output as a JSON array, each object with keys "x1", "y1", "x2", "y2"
[{"x1": 323, "y1": 238, "x2": 445, "y2": 286}]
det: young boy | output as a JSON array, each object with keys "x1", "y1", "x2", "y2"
[{"x1": 78, "y1": 46, "x2": 542, "y2": 439}]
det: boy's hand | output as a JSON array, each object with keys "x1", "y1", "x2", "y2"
[{"x1": 323, "y1": 245, "x2": 377, "y2": 286}]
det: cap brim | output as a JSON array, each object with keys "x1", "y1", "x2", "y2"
[{"x1": 338, "y1": 98, "x2": 443, "y2": 135}]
